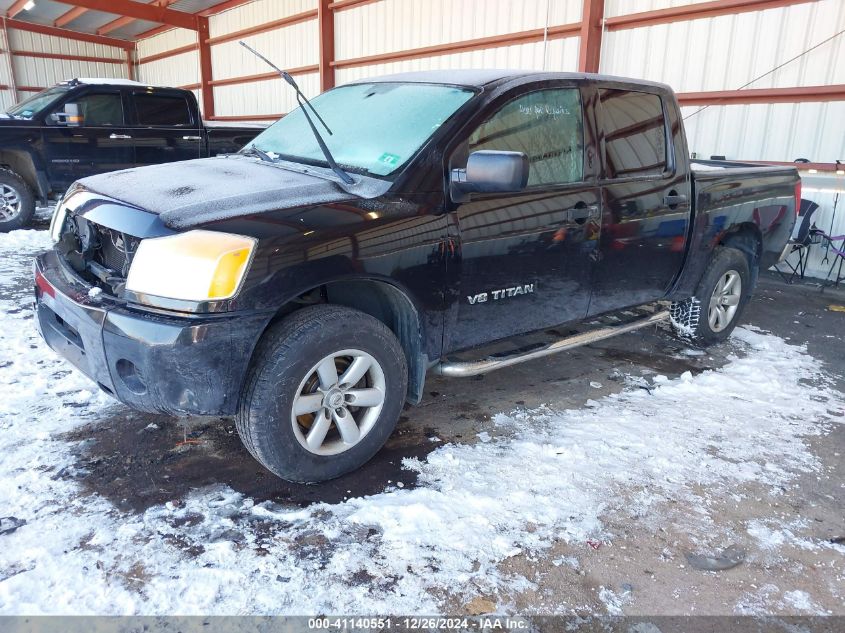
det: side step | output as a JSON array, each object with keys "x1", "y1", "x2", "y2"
[{"x1": 433, "y1": 309, "x2": 670, "y2": 378}]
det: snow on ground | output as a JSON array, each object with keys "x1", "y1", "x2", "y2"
[{"x1": 0, "y1": 229, "x2": 842, "y2": 614}]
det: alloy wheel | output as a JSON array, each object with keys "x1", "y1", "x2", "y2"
[
  {"x1": 0, "y1": 184, "x2": 22, "y2": 221},
  {"x1": 708, "y1": 269, "x2": 742, "y2": 332},
  {"x1": 291, "y1": 349, "x2": 386, "y2": 456}
]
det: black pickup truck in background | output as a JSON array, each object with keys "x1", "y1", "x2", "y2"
[
  {"x1": 35, "y1": 70, "x2": 799, "y2": 483},
  {"x1": 0, "y1": 78, "x2": 266, "y2": 231}
]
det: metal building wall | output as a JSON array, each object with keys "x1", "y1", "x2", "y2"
[
  {"x1": 600, "y1": 0, "x2": 845, "y2": 279},
  {"x1": 333, "y1": 0, "x2": 582, "y2": 84},
  {"x1": 6, "y1": 29, "x2": 129, "y2": 101},
  {"x1": 136, "y1": 27, "x2": 199, "y2": 90}
]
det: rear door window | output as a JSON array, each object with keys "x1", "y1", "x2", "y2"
[
  {"x1": 599, "y1": 90, "x2": 668, "y2": 178},
  {"x1": 133, "y1": 93, "x2": 193, "y2": 127},
  {"x1": 468, "y1": 88, "x2": 584, "y2": 187}
]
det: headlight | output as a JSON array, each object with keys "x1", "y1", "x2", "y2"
[
  {"x1": 125, "y1": 230, "x2": 256, "y2": 302},
  {"x1": 49, "y1": 202, "x2": 68, "y2": 243}
]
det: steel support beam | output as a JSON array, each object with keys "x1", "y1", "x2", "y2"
[
  {"x1": 578, "y1": 0, "x2": 605, "y2": 73},
  {"x1": 54, "y1": 6, "x2": 89, "y2": 28},
  {"x1": 318, "y1": 0, "x2": 335, "y2": 91},
  {"x1": 5, "y1": 17, "x2": 134, "y2": 49},
  {"x1": 52, "y1": 0, "x2": 199, "y2": 30},
  {"x1": 99, "y1": 0, "x2": 180, "y2": 36},
  {"x1": 677, "y1": 84, "x2": 845, "y2": 106},
  {"x1": 5, "y1": 0, "x2": 33, "y2": 19},
  {"x1": 198, "y1": 16, "x2": 215, "y2": 119}
]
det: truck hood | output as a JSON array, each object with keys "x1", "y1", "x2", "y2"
[{"x1": 76, "y1": 156, "x2": 390, "y2": 229}]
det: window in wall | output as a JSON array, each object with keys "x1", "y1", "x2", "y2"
[
  {"x1": 599, "y1": 89, "x2": 668, "y2": 178},
  {"x1": 468, "y1": 88, "x2": 584, "y2": 187},
  {"x1": 75, "y1": 93, "x2": 124, "y2": 127},
  {"x1": 134, "y1": 94, "x2": 193, "y2": 126}
]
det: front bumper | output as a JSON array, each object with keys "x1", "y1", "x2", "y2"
[{"x1": 34, "y1": 251, "x2": 273, "y2": 416}]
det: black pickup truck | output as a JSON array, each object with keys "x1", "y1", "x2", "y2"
[
  {"x1": 0, "y1": 78, "x2": 265, "y2": 231},
  {"x1": 35, "y1": 70, "x2": 799, "y2": 483}
]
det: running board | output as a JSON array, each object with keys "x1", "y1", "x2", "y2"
[{"x1": 433, "y1": 310, "x2": 670, "y2": 378}]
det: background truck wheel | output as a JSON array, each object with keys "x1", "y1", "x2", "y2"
[
  {"x1": 236, "y1": 304, "x2": 408, "y2": 483},
  {"x1": 0, "y1": 169, "x2": 35, "y2": 232},
  {"x1": 670, "y1": 246, "x2": 752, "y2": 345}
]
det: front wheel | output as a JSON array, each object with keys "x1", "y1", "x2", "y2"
[
  {"x1": 236, "y1": 305, "x2": 408, "y2": 483},
  {"x1": 0, "y1": 169, "x2": 35, "y2": 232},
  {"x1": 670, "y1": 246, "x2": 752, "y2": 345}
]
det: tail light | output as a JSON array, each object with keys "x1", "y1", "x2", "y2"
[{"x1": 794, "y1": 180, "x2": 802, "y2": 217}]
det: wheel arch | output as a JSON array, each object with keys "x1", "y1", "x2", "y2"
[
  {"x1": 719, "y1": 222, "x2": 762, "y2": 290},
  {"x1": 0, "y1": 149, "x2": 43, "y2": 198},
  {"x1": 253, "y1": 276, "x2": 428, "y2": 405}
]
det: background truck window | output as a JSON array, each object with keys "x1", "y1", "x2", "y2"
[
  {"x1": 76, "y1": 93, "x2": 124, "y2": 127},
  {"x1": 468, "y1": 88, "x2": 584, "y2": 187},
  {"x1": 599, "y1": 90, "x2": 667, "y2": 178},
  {"x1": 134, "y1": 94, "x2": 192, "y2": 126}
]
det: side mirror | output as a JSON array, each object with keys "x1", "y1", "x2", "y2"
[
  {"x1": 451, "y1": 150, "x2": 529, "y2": 196},
  {"x1": 50, "y1": 103, "x2": 82, "y2": 127}
]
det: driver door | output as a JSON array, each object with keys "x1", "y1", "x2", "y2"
[
  {"x1": 42, "y1": 88, "x2": 134, "y2": 190},
  {"x1": 445, "y1": 85, "x2": 601, "y2": 353}
]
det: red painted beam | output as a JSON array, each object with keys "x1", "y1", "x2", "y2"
[
  {"x1": 52, "y1": 0, "x2": 198, "y2": 30},
  {"x1": 328, "y1": 0, "x2": 381, "y2": 11},
  {"x1": 6, "y1": 0, "x2": 33, "y2": 19},
  {"x1": 54, "y1": 6, "x2": 89, "y2": 28},
  {"x1": 677, "y1": 84, "x2": 845, "y2": 106},
  {"x1": 318, "y1": 0, "x2": 334, "y2": 91},
  {"x1": 5, "y1": 17, "x2": 134, "y2": 50},
  {"x1": 98, "y1": 0, "x2": 180, "y2": 36},
  {"x1": 606, "y1": 0, "x2": 819, "y2": 31},
  {"x1": 12, "y1": 49, "x2": 126, "y2": 64},
  {"x1": 198, "y1": 16, "x2": 215, "y2": 119},
  {"x1": 578, "y1": 0, "x2": 605, "y2": 73},
  {"x1": 742, "y1": 160, "x2": 840, "y2": 172},
  {"x1": 208, "y1": 113, "x2": 284, "y2": 121},
  {"x1": 208, "y1": 65, "x2": 318, "y2": 87}
]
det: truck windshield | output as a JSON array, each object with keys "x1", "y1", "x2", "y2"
[
  {"x1": 6, "y1": 86, "x2": 71, "y2": 119},
  {"x1": 247, "y1": 82, "x2": 475, "y2": 177}
]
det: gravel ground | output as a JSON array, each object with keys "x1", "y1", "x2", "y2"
[{"x1": 0, "y1": 224, "x2": 842, "y2": 616}]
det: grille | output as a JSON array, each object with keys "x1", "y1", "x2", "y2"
[{"x1": 91, "y1": 226, "x2": 139, "y2": 278}]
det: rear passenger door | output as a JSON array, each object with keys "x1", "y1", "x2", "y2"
[
  {"x1": 128, "y1": 90, "x2": 202, "y2": 167},
  {"x1": 588, "y1": 88, "x2": 691, "y2": 315},
  {"x1": 447, "y1": 85, "x2": 602, "y2": 352}
]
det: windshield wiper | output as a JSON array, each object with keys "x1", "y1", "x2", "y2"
[
  {"x1": 241, "y1": 144, "x2": 274, "y2": 162},
  {"x1": 239, "y1": 41, "x2": 354, "y2": 185}
]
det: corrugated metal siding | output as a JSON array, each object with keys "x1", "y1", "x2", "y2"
[
  {"x1": 213, "y1": 71, "x2": 319, "y2": 117},
  {"x1": 211, "y1": 20, "x2": 318, "y2": 81},
  {"x1": 6, "y1": 30, "x2": 128, "y2": 100},
  {"x1": 601, "y1": 0, "x2": 845, "y2": 162},
  {"x1": 138, "y1": 50, "x2": 200, "y2": 89},
  {"x1": 0, "y1": 26, "x2": 14, "y2": 112},
  {"x1": 335, "y1": 0, "x2": 582, "y2": 60},
  {"x1": 136, "y1": 28, "x2": 197, "y2": 59},
  {"x1": 209, "y1": 0, "x2": 316, "y2": 39},
  {"x1": 335, "y1": 37, "x2": 580, "y2": 85}
]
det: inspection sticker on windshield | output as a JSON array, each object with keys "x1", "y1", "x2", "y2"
[{"x1": 378, "y1": 152, "x2": 401, "y2": 166}]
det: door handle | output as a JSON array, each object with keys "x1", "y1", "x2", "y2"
[
  {"x1": 109, "y1": 133, "x2": 132, "y2": 139},
  {"x1": 566, "y1": 204, "x2": 599, "y2": 224},
  {"x1": 182, "y1": 135, "x2": 202, "y2": 141},
  {"x1": 663, "y1": 193, "x2": 688, "y2": 207}
]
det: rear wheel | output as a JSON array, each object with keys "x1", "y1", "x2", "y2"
[
  {"x1": 0, "y1": 169, "x2": 35, "y2": 232},
  {"x1": 236, "y1": 305, "x2": 408, "y2": 483},
  {"x1": 670, "y1": 246, "x2": 752, "y2": 345}
]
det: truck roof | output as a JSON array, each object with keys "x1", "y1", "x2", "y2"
[
  {"x1": 350, "y1": 69, "x2": 672, "y2": 92},
  {"x1": 59, "y1": 78, "x2": 151, "y2": 87}
]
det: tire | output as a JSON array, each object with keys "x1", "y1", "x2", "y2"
[
  {"x1": 0, "y1": 169, "x2": 35, "y2": 232},
  {"x1": 670, "y1": 246, "x2": 752, "y2": 345},
  {"x1": 236, "y1": 304, "x2": 408, "y2": 483}
]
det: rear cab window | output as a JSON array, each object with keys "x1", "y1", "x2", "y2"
[
  {"x1": 468, "y1": 88, "x2": 585, "y2": 187},
  {"x1": 132, "y1": 92, "x2": 194, "y2": 127},
  {"x1": 598, "y1": 89, "x2": 669, "y2": 179}
]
